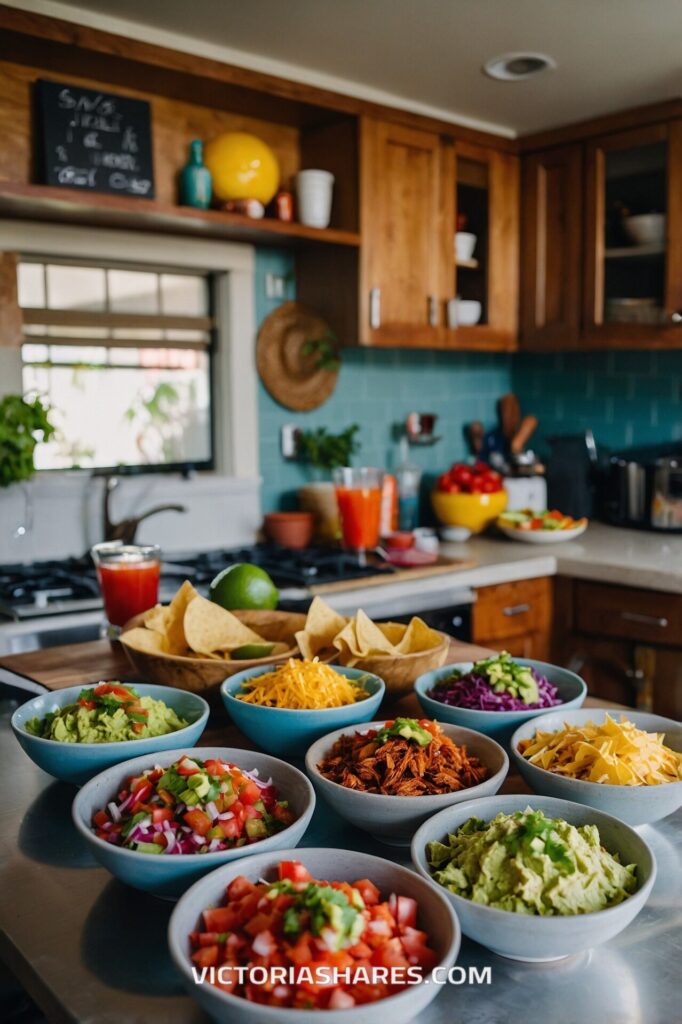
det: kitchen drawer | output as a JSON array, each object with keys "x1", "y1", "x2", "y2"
[
  {"x1": 473, "y1": 577, "x2": 552, "y2": 643},
  {"x1": 574, "y1": 581, "x2": 682, "y2": 646}
]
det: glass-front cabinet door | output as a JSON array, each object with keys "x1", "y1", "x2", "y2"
[
  {"x1": 447, "y1": 142, "x2": 519, "y2": 349},
  {"x1": 584, "y1": 121, "x2": 682, "y2": 344}
]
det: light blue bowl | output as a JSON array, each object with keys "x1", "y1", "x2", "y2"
[
  {"x1": 415, "y1": 658, "x2": 587, "y2": 748},
  {"x1": 412, "y1": 794, "x2": 656, "y2": 962},
  {"x1": 72, "y1": 746, "x2": 315, "y2": 900},
  {"x1": 221, "y1": 664, "x2": 385, "y2": 757},
  {"x1": 11, "y1": 683, "x2": 209, "y2": 786},
  {"x1": 511, "y1": 709, "x2": 682, "y2": 826}
]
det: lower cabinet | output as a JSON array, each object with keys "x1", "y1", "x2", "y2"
[
  {"x1": 552, "y1": 577, "x2": 682, "y2": 718},
  {"x1": 472, "y1": 577, "x2": 552, "y2": 662}
]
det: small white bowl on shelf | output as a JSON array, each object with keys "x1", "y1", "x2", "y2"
[
  {"x1": 447, "y1": 298, "x2": 482, "y2": 327},
  {"x1": 623, "y1": 213, "x2": 665, "y2": 246}
]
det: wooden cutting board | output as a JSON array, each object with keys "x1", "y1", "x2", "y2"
[{"x1": 310, "y1": 555, "x2": 477, "y2": 594}]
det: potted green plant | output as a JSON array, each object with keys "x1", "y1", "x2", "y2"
[
  {"x1": 296, "y1": 423, "x2": 360, "y2": 541},
  {"x1": 0, "y1": 394, "x2": 54, "y2": 488}
]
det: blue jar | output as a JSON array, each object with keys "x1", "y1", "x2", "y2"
[{"x1": 179, "y1": 140, "x2": 212, "y2": 209}]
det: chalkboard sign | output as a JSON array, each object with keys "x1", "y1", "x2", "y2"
[{"x1": 35, "y1": 78, "x2": 155, "y2": 198}]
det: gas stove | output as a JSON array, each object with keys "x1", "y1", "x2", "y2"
[{"x1": 0, "y1": 545, "x2": 398, "y2": 621}]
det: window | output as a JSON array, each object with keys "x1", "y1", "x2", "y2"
[{"x1": 18, "y1": 258, "x2": 214, "y2": 471}]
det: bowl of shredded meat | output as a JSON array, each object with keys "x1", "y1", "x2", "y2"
[{"x1": 304, "y1": 717, "x2": 508, "y2": 846}]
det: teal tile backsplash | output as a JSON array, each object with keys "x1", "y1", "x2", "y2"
[{"x1": 254, "y1": 250, "x2": 682, "y2": 512}]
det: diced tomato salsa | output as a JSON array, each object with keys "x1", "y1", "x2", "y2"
[{"x1": 188, "y1": 860, "x2": 439, "y2": 1009}]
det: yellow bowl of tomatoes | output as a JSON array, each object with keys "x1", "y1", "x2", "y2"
[{"x1": 432, "y1": 463, "x2": 507, "y2": 533}]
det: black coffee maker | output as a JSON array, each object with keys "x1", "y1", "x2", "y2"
[{"x1": 546, "y1": 430, "x2": 599, "y2": 518}]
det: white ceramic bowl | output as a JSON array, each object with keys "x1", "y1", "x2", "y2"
[
  {"x1": 412, "y1": 794, "x2": 656, "y2": 962},
  {"x1": 305, "y1": 720, "x2": 509, "y2": 845},
  {"x1": 455, "y1": 231, "x2": 477, "y2": 261},
  {"x1": 510, "y1": 709, "x2": 682, "y2": 826},
  {"x1": 623, "y1": 213, "x2": 665, "y2": 246},
  {"x1": 168, "y1": 847, "x2": 461, "y2": 1024},
  {"x1": 497, "y1": 521, "x2": 587, "y2": 544},
  {"x1": 447, "y1": 298, "x2": 482, "y2": 327}
]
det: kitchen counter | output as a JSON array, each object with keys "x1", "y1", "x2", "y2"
[{"x1": 4, "y1": 641, "x2": 679, "y2": 1024}]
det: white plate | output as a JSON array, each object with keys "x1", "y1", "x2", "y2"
[{"x1": 497, "y1": 521, "x2": 588, "y2": 544}]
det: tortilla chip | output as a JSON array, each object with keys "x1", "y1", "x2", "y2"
[
  {"x1": 377, "y1": 622, "x2": 407, "y2": 646},
  {"x1": 396, "y1": 616, "x2": 441, "y2": 654},
  {"x1": 121, "y1": 627, "x2": 167, "y2": 655},
  {"x1": 183, "y1": 594, "x2": 264, "y2": 656},
  {"x1": 164, "y1": 580, "x2": 199, "y2": 653},
  {"x1": 354, "y1": 609, "x2": 397, "y2": 655},
  {"x1": 143, "y1": 604, "x2": 169, "y2": 635},
  {"x1": 295, "y1": 596, "x2": 348, "y2": 660}
]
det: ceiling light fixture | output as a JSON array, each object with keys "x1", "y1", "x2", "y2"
[{"x1": 483, "y1": 52, "x2": 557, "y2": 81}]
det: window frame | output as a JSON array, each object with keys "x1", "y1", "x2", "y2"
[{"x1": 0, "y1": 220, "x2": 257, "y2": 480}]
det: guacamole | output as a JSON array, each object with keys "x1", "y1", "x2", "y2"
[
  {"x1": 427, "y1": 808, "x2": 637, "y2": 916},
  {"x1": 25, "y1": 682, "x2": 188, "y2": 743}
]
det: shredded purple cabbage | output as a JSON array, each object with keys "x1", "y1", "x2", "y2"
[{"x1": 428, "y1": 667, "x2": 561, "y2": 712}]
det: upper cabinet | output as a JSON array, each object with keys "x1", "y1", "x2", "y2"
[
  {"x1": 521, "y1": 145, "x2": 583, "y2": 349},
  {"x1": 359, "y1": 118, "x2": 449, "y2": 347},
  {"x1": 448, "y1": 143, "x2": 519, "y2": 350},
  {"x1": 583, "y1": 122, "x2": 682, "y2": 346}
]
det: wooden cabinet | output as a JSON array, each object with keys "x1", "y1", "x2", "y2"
[
  {"x1": 358, "y1": 118, "x2": 449, "y2": 347},
  {"x1": 552, "y1": 577, "x2": 682, "y2": 718},
  {"x1": 521, "y1": 145, "x2": 583, "y2": 348},
  {"x1": 472, "y1": 577, "x2": 552, "y2": 661},
  {"x1": 583, "y1": 121, "x2": 682, "y2": 347},
  {"x1": 447, "y1": 143, "x2": 519, "y2": 349}
]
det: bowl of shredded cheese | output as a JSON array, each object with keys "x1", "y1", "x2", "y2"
[
  {"x1": 220, "y1": 659, "x2": 385, "y2": 757},
  {"x1": 510, "y1": 710, "x2": 682, "y2": 826}
]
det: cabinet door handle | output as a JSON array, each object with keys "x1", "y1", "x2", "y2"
[
  {"x1": 620, "y1": 611, "x2": 668, "y2": 628},
  {"x1": 369, "y1": 288, "x2": 381, "y2": 329},
  {"x1": 428, "y1": 295, "x2": 438, "y2": 327},
  {"x1": 503, "y1": 603, "x2": 531, "y2": 617}
]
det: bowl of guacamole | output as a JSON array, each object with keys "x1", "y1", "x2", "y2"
[
  {"x1": 411, "y1": 794, "x2": 656, "y2": 961},
  {"x1": 12, "y1": 682, "x2": 209, "y2": 786}
]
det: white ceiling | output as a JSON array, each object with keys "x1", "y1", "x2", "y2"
[{"x1": 20, "y1": 0, "x2": 682, "y2": 136}]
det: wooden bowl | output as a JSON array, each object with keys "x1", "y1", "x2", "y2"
[
  {"x1": 119, "y1": 609, "x2": 306, "y2": 695},
  {"x1": 345, "y1": 631, "x2": 450, "y2": 696}
]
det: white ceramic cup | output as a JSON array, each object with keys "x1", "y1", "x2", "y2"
[
  {"x1": 447, "y1": 298, "x2": 482, "y2": 327},
  {"x1": 296, "y1": 169, "x2": 335, "y2": 228},
  {"x1": 455, "y1": 231, "x2": 477, "y2": 262}
]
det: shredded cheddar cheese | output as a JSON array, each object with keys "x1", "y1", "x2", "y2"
[
  {"x1": 235, "y1": 658, "x2": 370, "y2": 709},
  {"x1": 518, "y1": 714, "x2": 682, "y2": 786}
]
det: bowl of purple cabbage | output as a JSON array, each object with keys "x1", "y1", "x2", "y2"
[
  {"x1": 71, "y1": 746, "x2": 315, "y2": 899},
  {"x1": 415, "y1": 653, "x2": 587, "y2": 746}
]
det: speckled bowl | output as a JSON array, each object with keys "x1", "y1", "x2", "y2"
[
  {"x1": 305, "y1": 721, "x2": 508, "y2": 846},
  {"x1": 510, "y1": 709, "x2": 682, "y2": 826},
  {"x1": 72, "y1": 746, "x2": 315, "y2": 899},
  {"x1": 415, "y1": 659, "x2": 587, "y2": 747},
  {"x1": 168, "y1": 847, "x2": 461, "y2": 1024},
  {"x1": 11, "y1": 683, "x2": 209, "y2": 786},
  {"x1": 411, "y1": 794, "x2": 656, "y2": 962}
]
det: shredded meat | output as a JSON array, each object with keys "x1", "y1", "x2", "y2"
[{"x1": 317, "y1": 725, "x2": 488, "y2": 796}]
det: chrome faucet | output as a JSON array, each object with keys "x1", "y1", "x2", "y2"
[{"x1": 102, "y1": 475, "x2": 187, "y2": 544}]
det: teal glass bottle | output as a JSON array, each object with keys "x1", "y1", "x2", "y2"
[{"x1": 179, "y1": 140, "x2": 212, "y2": 209}]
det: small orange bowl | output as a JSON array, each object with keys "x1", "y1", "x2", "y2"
[{"x1": 263, "y1": 511, "x2": 314, "y2": 549}]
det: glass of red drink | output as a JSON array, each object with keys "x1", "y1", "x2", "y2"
[
  {"x1": 333, "y1": 467, "x2": 383, "y2": 561},
  {"x1": 91, "y1": 542, "x2": 161, "y2": 634}
]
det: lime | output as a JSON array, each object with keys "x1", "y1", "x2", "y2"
[
  {"x1": 208, "y1": 563, "x2": 279, "y2": 611},
  {"x1": 231, "y1": 642, "x2": 276, "y2": 660}
]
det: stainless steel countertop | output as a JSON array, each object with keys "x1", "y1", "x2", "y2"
[{"x1": 1, "y1": 689, "x2": 680, "y2": 1024}]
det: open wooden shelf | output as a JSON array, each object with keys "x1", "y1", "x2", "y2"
[
  {"x1": 0, "y1": 182, "x2": 361, "y2": 248},
  {"x1": 605, "y1": 242, "x2": 664, "y2": 259}
]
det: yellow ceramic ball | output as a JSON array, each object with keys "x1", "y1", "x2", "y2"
[{"x1": 204, "y1": 132, "x2": 280, "y2": 205}]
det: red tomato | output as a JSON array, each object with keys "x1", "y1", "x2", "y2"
[
  {"x1": 152, "y1": 807, "x2": 174, "y2": 824},
  {"x1": 92, "y1": 810, "x2": 109, "y2": 828},
  {"x1": 203, "y1": 759, "x2": 229, "y2": 776},
  {"x1": 279, "y1": 861, "x2": 312, "y2": 884},
  {"x1": 227, "y1": 876, "x2": 257, "y2": 902},
  {"x1": 78, "y1": 699, "x2": 96, "y2": 710},
  {"x1": 389, "y1": 894, "x2": 418, "y2": 929},
  {"x1": 352, "y1": 878, "x2": 380, "y2": 906},
  {"x1": 94, "y1": 682, "x2": 134, "y2": 699},
  {"x1": 184, "y1": 809, "x2": 212, "y2": 836},
  {"x1": 218, "y1": 817, "x2": 241, "y2": 840},
  {"x1": 480, "y1": 478, "x2": 498, "y2": 493},
  {"x1": 202, "y1": 906, "x2": 238, "y2": 933},
  {"x1": 437, "y1": 472, "x2": 452, "y2": 492},
  {"x1": 469, "y1": 478, "x2": 484, "y2": 493},
  {"x1": 191, "y1": 945, "x2": 220, "y2": 968},
  {"x1": 243, "y1": 804, "x2": 262, "y2": 821},
  {"x1": 239, "y1": 780, "x2": 262, "y2": 805},
  {"x1": 370, "y1": 937, "x2": 410, "y2": 971},
  {"x1": 450, "y1": 464, "x2": 473, "y2": 486},
  {"x1": 176, "y1": 757, "x2": 201, "y2": 776}
]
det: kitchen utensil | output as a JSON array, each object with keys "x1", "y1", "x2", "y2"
[
  {"x1": 221, "y1": 664, "x2": 385, "y2": 757},
  {"x1": 119, "y1": 610, "x2": 306, "y2": 694},
  {"x1": 305, "y1": 721, "x2": 508, "y2": 846},
  {"x1": 72, "y1": 747, "x2": 315, "y2": 899},
  {"x1": 295, "y1": 168, "x2": 334, "y2": 228},
  {"x1": 497, "y1": 393, "x2": 521, "y2": 442},
  {"x1": 466, "y1": 420, "x2": 485, "y2": 456},
  {"x1": 510, "y1": 709, "x2": 682, "y2": 826},
  {"x1": 411, "y1": 795, "x2": 655, "y2": 962},
  {"x1": 510, "y1": 414, "x2": 538, "y2": 455},
  {"x1": 263, "y1": 511, "x2": 314, "y2": 549}
]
